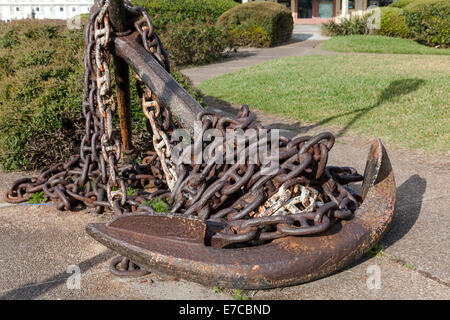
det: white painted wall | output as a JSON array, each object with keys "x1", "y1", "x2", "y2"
[{"x1": 0, "y1": 0, "x2": 94, "y2": 21}]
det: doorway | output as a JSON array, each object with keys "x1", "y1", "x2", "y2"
[{"x1": 298, "y1": 0, "x2": 313, "y2": 18}]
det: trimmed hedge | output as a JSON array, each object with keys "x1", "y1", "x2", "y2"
[
  {"x1": 162, "y1": 20, "x2": 234, "y2": 65},
  {"x1": 133, "y1": 0, "x2": 237, "y2": 65},
  {"x1": 134, "y1": 0, "x2": 238, "y2": 30},
  {"x1": 379, "y1": 7, "x2": 410, "y2": 38},
  {"x1": 0, "y1": 20, "x2": 203, "y2": 170},
  {"x1": 217, "y1": 2, "x2": 294, "y2": 48},
  {"x1": 389, "y1": 0, "x2": 417, "y2": 8},
  {"x1": 404, "y1": 0, "x2": 450, "y2": 47}
]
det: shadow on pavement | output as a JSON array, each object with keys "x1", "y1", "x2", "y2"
[
  {"x1": 0, "y1": 250, "x2": 115, "y2": 300},
  {"x1": 291, "y1": 33, "x2": 313, "y2": 42},
  {"x1": 381, "y1": 174, "x2": 426, "y2": 248},
  {"x1": 328, "y1": 174, "x2": 426, "y2": 274}
]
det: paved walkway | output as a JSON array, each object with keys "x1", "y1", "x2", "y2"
[
  {"x1": 292, "y1": 24, "x2": 331, "y2": 41},
  {"x1": 0, "y1": 27, "x2": 449, "y2": 299},
  {"x1": 182, "y1": 25, "x2": 333, "y2": 85}
]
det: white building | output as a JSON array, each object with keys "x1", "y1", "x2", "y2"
[{"x1": 0, "y1": 0, "x2": 94, "y2": 21}]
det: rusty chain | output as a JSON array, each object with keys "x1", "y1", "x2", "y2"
[
  {"x1": 109, "y1": 255, "x2": 149, "y2": 277},
  {"x1": 163, "y1": 109, "x2": 363, "y2": 246},
  {"x1": 5, "y1": 1, "x2": 363, "y2": 249}
]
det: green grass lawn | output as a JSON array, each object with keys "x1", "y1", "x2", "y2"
[
  {"x1": 321, "y1": 35, "x2": 450, "y2": 55},
  {"x1": 199, "y1": 54, "x2": 450, "y2": 153}
]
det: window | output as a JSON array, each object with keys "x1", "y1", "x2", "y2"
[
  {"x1": 16, "y1": 7, "x2": 19, "y2": 11},
  {"x1": 72, "y1": 7, "x2": 76, "y2": 12},
  {"x1": 36, "y1": 7, "x2": 39, "y2": 12},
  {"x1": 60, "y1": 7, "x2": 64, "y2": 12},
  {"x1": 319, "y1": 0, "x2": 334, "y2": 18},
  {"x1": 340, "y1": 0, "x2": 356, "y2": 10}
]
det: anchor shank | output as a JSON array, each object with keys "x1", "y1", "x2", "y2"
[
  {"x1": 114, "y1": 34, "x2": 205, "y2": 136},
  {"x1": 109, "y1": 0, "x2": 133, "y2": 157}
]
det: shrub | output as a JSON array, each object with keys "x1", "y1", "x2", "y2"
[
  {"x1": 404, "y1": 0, "x2": 449, "y2": 47},
  {"x1": 217, "y1": 2, "x2": 294, "y2": 48},
  {"x1": 161, "y1": 20, "x2": 234, "y2": 66},
  {"x1": 389, "y1": 0, "x2": 418, "y2": 8},
  {"x1": 132, "y1": 0, "x2": 238, "y2": 65},
  {"x1": 321, "y1": 15, "x2": 370, "y2": 36},
  {"x1": 0, "y1": 20, "x2": 85, "y2": 170},
  {"x1": 134, "y1": 0, "x2": 238, "y2": 31},
  {"x1": 321, "y1": 19, "x2": 343, "y2": 37},
  {"x1": 379, "y1": 7, "x2": 410, "y2": 38},
  {"x1": 229, "y1": 24, "x2": 271, "y2": 47},
  {"x1": 0, "y1": 20, "x2": 203, "y2": 170}
]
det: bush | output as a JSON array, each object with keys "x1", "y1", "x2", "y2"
[
  {"x1": 132, "y1": 0, "x2": 238, "y2": 65},
  {"x1": 161, "y1": 20, "x2": 234, "y2": 66},
  {"x1": 0, "y1": 20, "x2": 84, "y2": 170},
  {"x1": 379, "y1": 7, "x2": 410, "y2": 38},
  {"x1": 389, "y1": 0, "x2": 417, "y2": 8},
  {"x1": 217, "y1": 2, "x2": 294, "y2": 48},
  {"x1": 134, "y1": 0, "x2": 238, "y2": 31},
  {"x1": 0, "y1": 20, "x2": 203, "y2": 170},
  {"x1": 404, "y1": 0, "x2": 449, "y2": 47},
  {"x1": 229, "y1": 24, "x2": 271, "y2": 47},
  {"x1": 321, "y1": 15, "x2": 370, "y2": 36}
]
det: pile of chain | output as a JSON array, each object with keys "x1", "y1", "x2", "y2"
[
  {"x1": 5, "y1": 0, "x2": 364, "y2": 248},
  {"x1": 146, "y1": 108, "x2": 364, "y2": 246},
  {"x1": 5, "y1": 0, "x2": 171, "y2": 216}
]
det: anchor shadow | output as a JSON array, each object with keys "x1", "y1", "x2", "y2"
[
  {"x1": 381, "y1": 174, "x2": 426, "y2": 248},
  {"x1": 207, "y1": 78, "x2": 425, "y2": 138},
  {"x1": 272, "y1": 78, "x2": 425, "y2": 137},
  {"x1": 0, "y1": 250, "x2": 115, "y2": 300},
  {"x1": 339, "y1": 174, "x2": 426, "y2": 271}
]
